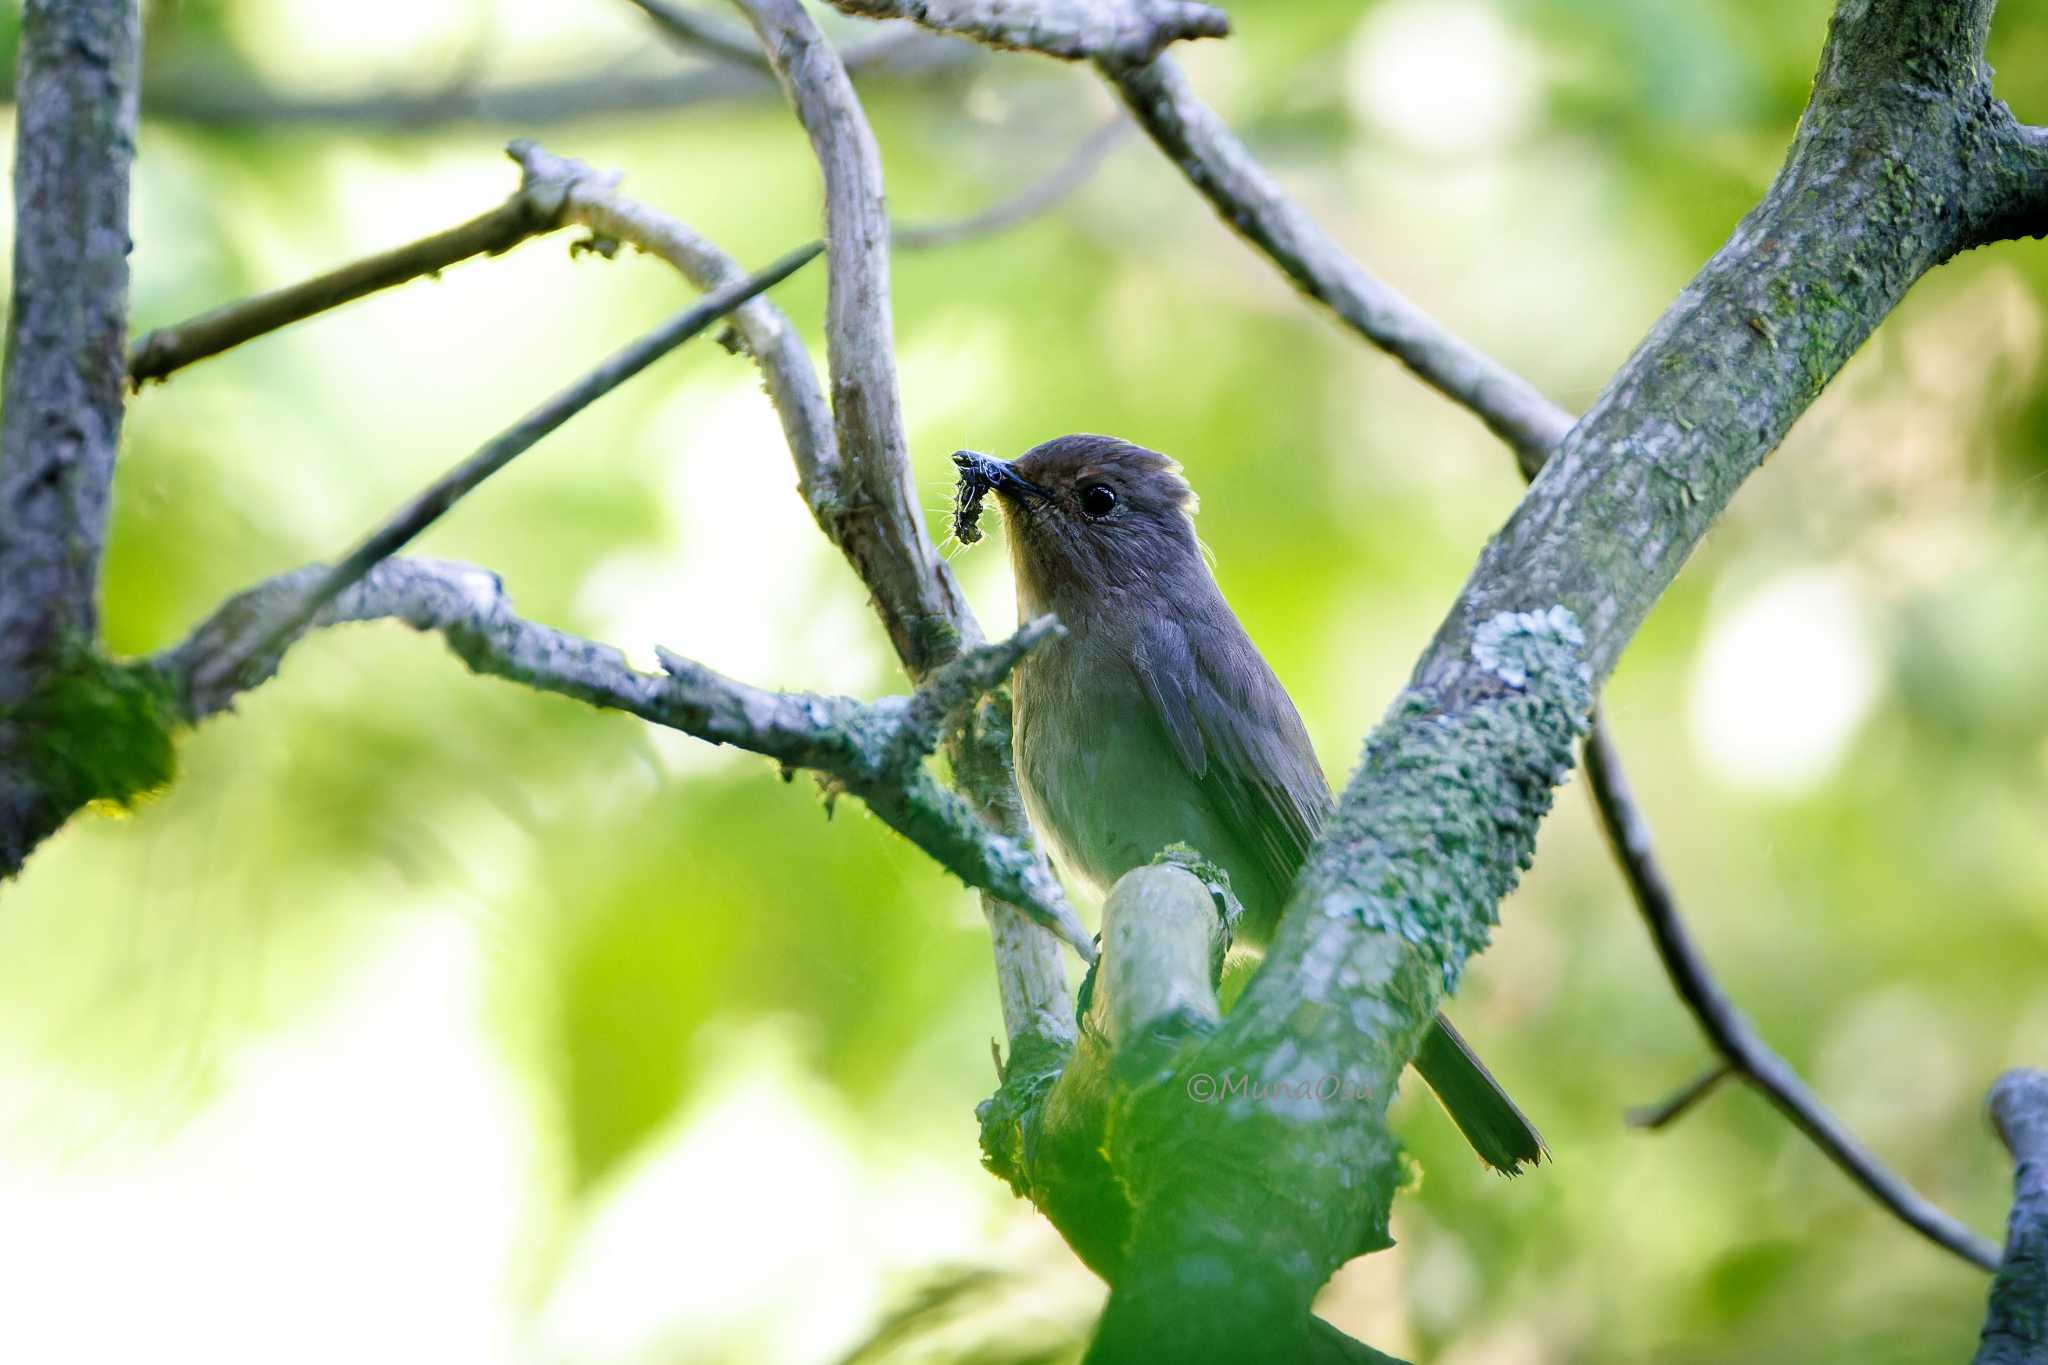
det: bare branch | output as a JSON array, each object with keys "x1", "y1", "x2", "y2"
[
  {"x1": 894, "y1": 116, "x2": 1130, "y2": 249},
  {"x1": 1096, "y1": 861, "x2": 1225, "y2": 1049},
  {"x1": 154, "y1": 558, "x2": 1090, "y2": 952},
  {"x1": 829, "y1": 0, "x2": 1227, "y2": 63},
  {"x1": 1977, "y1": 1069, "x2": 2048, "y2": 1365},
  {"x1": 1624, "y1": 1063, "x2": 1731, "y2": 1130},
  {"x1": 626, "y1": 0, "x2": 781, "y2": 68},
  {"x1": 0, "y1": 0, "x2": 142, "y2": 693},
  {"x1": 0, "y1": 0, "x2": 143, "y2": 874},
  {"x1": 737, "y1": 0, "x2": 967, "y2": 677},
  {"x1": 0, "y1": 35, "x2": 978, "y2": 133},
  {"x1": 508, "y1": 140, "x2": 847, "y2": 534},
  {"x1": 1101, "y1": 55, "x2": 1569, "y2": 472},
  {"x1": 1586, "y1": 725, "x2": 2003, "y2": 1271},
  {"x1": 127, "y1": 147, "x2": 601, "y2": 386},
  {"x1": 184, "y1": 241, "x2": 823, "y2": 707},
  {"x1": 1027, "y1": 0, "x2": 2012, "y2": 1347},
  {"x1": 627, "y1": 0, "x2": 941, "y2": 74},
  {"x1": 735, "y1": 0, "x2": 1081, "y2": 1040}
]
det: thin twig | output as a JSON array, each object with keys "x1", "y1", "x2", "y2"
[
  {"x1": 6, "y1": 35, "x2": 978, "y2": 133},
  {"x1": 627, "y1": 0, "x2": 938, "y2": 73},
  {"x1": 1586, "y1": 724, "x2": 2002, "y2": 1272},
  {"x1": 828, "y1": 0, "x2": 1227, "y2": 64},
  {"x1": 894, "y1": 117, "x2": 1130, "y2": 249},
  {"x1": 508, "y1": 140, "x2": 846, "y2": 535},
  {"x1": 1976, "y1": 1069, "x2": 2048, "y2": 1364},
  {"x1": 187, "y1": 241, "x2": 823, "y2": 703},
  {"x1": 1625, "y1": 1063, "x2": 1732, "y2": 1130},
  {"x1": 155, "y1": 558, "x2": 1091, "y2": 952},
  {"x1": 127, "y1": 149, "x2": 593, "y2": 385}
]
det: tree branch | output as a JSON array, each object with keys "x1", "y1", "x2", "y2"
[
  {"x1": 736, "y1": 0, "x2": 966, "y2": 679},
  {"x1": 153, "y1": 557, "x2": 1087, "y2": 946},
  {"x1": 127, "y1": 146, "x2": 602, "y2": 386},
  {"x1": 893, "y1": 116, "x2": 1130, "y2": 249},
  {"x1": 626, "y1": 0, "x2": 941, "y2": 75},
  {"x1": 508, "y1": 140, "x2": 848, "y2": 541},
  {"x1": 182, "y1": 241, "x2": 824, "y2": 716},
  {"x1": 1977, "y1": 1069, "x2": 2048, "y2": 1365},
  {"x1": 1101, "y1": 55, "x2": 1569, "y2": 474},
  {"x1": 734, "y1": 0, "x2": 1086, "y2": 1045},
  {"x1": 516, "y1": 124, "x2": 1090, "y2": 1034},
  {"x1": 838, "y1": 0, "x2": 2016, "y2": 1300},
  {"x1": 837, "y1": 0, "x2": 2035, "y2": 1350},
  {"x1": 1088, "y1": 0, "x2": 2026, "y2": 1346},
  {"x1": 827, "y1": 0, "x2": 1227, "y2": 64},
  {"x1": 0, "y1": 0, "x2": 143, "y2": 873},
  {"x1": 0, "y1": 34, "x2": 979, "y2": 133},
  {"x1": 1586, "y1": 725, "x2": 2002, "y2": 1271}
]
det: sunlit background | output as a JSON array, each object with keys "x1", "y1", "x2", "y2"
[{"x1": 3, "y1": 0, "x2": 2046, "y2": 1361}]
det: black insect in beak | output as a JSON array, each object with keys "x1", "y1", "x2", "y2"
[{"x1": 950, "y1": 449, "x2": 1052, "y2": 543}]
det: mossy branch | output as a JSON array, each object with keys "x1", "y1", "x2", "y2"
[{"x1": 1975, "y1": 1070, "x2": 2048, "y2": 1365}]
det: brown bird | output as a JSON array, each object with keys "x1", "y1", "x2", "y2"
[{"x1": 955, "y1": 433, "x2": 1544, "y2": 1173}]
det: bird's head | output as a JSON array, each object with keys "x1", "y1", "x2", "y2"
[{"x1": 953, "y1": 434, "x2": 1201, "y2": 618}]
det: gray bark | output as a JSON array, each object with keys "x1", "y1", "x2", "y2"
[
  {"x1": 928, "y1": 0, "x2": 2048, "y2": 1356},
  {"x1": 1976, "y1": 1070, "x2": 2048, "y2": 1365},
  {"x1": 0, "y1": 0, "x2": 142, "y2": 874}
]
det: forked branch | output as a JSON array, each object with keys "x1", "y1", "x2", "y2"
[{"x1": 156, "y1": 558, "x2": 1085, "y2": 942}]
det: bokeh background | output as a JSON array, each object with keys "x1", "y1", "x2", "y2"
[{"x1": 3, "y1": 0, "x2": 2045, "y2": 1360}]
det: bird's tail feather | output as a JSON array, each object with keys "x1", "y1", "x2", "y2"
[{"x1": 1412, "y1": 1013, "x2": 1547, "y2": 1176}]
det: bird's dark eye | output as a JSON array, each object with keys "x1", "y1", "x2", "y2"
[{"x1": 1078, "y1": 483, "x2": 1118, "y2": 519}]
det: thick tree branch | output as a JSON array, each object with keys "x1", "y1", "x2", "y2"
[
  {"x1": 1085, "y1": 1, "x2": 2024, "y2": 1349},
  {"x1": 1101, "y1": 26, "x2": 2002, "y2": 1281},
  {"x1": 1977, "y1": 1070, "x2": 2048, "y2": 1365},
  {"x1": 734, "y1": 0, "x2": 1085, "y2": 1043},
  {"x1": 154, "y1": 558, "x2": 1087, "y2": 945},
  {"x1": 183, "y1": 242, "x2": 823, "y2": 721},
  {"x1": 1586, "y1": 725, "x2": 2003, "y2": 1271},
  {"x1": 827, "y1": 0, "x2": 1227, "y2": 64},
  {"x1": 0, "y1": 0, "x2": 141, "y2": 691},
  {"x1": 0, "y1": 0, "x2": 143, "y2": 875}
]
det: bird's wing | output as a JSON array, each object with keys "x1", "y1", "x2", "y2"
[{"x1": 1131, "y1": 612, "x2": 1331, "y2": 899}]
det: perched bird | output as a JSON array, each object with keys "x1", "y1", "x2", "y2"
[{"x1": 954, "y1": 433, "x2": 1544, "y2": 1174}]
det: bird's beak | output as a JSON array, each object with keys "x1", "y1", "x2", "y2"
[{"x1": 952, "y1": 449, "x2": 1053, "y2": 503}]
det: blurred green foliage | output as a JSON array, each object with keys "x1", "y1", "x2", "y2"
[{"x1": 2, "y1": 1, "x2": 2045, "y2": 1361}]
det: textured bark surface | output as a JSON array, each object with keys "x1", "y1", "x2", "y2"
[
  {"x1": 735, "y1": 0, "x2": 1081, "y2": 1045},
  {"x1": 0, "y1": 0, "x2": 142, "y2": 874},
  {"x1": 1976, "y1": 1070, "x2": 2048, "y2": 1365},
  {"x1": 939, "y1": 1, "x2": 2048, "y2": 1357}
]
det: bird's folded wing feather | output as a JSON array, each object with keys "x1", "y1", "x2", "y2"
[{"x1": 1130, "y1": 612, "x2": 1331, "y2": 899}]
